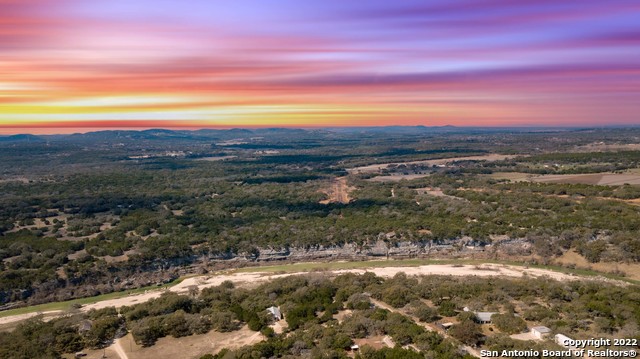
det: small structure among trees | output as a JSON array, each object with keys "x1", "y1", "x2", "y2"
[
  {"x1": 462, "y1": 307, "x2": 498, "y2": 324},
  {"x1": 531, "y1": 326, "x2": 551, "y2": 339},
  {"x1": 78, "y1": 320, "x2": 93, "y2": 334},
  {"x1": 266, "y1": 306, "x2": 282, "y2": 321},
  {"x1": 473, "y1": 311, "x2": 496, "y2": 324}
]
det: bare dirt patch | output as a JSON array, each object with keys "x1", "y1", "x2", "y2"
[
  {"x1": 333, "y1": 309, "x2": 353, "y2": 323},
  {"x1": 67, "y1": 249, "x2": 88, "y2": 260},
  {"x1": 367, "y1": 174, "x2": 430, "y2": 182},
  {"x1": 0, "y1": 310, "x2": 62, "y2": 327},
  {"x1": 68, "y1": 343, "x2": 125, "y2": 359},
  {"x1": 416, "y1": 187, "x2": 441, "y2": 196},
  {"x1": 415, "y1": 187, "x2": 464, "y2": 200},
  {"x1": 102, "y1": 249, "x2": 138, "y2": 263},
  {"x1": 8, "y1": 218, "x2": 54, "y2": 233},
  {"x1": 319, "y1": 177, "x2": 354, "y2": 204},
  {"x1": 270, "y1": 320, "x2": 287, "y2": 334},
  {"x1": 122, "y1": 326, "x2": 263, "y2": 359},
  {"x1": 554, "y1": 250, "x2": 640, "y2": 281},
  {"x1": 353, "y1": 335, "x2": 390, "y2": 350},
  {"x1": 531, "y1": 173, "x2": 640, "y2": 185},
  {"x1": 510, "y1": 332, "x2": 539, "y2": 341},
  {"x1": 0, "y1": 177, "x2": 30, "y2": 184},
  {"x1": 84, "y1": 221, "x2": 115, "y2": 239},
  {"x1": 365, "y1": 263, "x2": 579, "y2": 282}
]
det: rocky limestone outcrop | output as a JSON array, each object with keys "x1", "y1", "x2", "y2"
[
  {"x1": 201, "y1": 235, "x2": 534, "y2": 264},
  {"x1": 209, "y1": 238, "x2": 499, "y2": 263}
]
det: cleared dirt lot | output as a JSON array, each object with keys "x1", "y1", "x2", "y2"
[
  {"x1": 554, "y1": 250, "x2": 640, "y2": 280},
  {"x1": 353, "y1": 335, "x2": 391, "y2": 350},
  {"x1": 0, "y1": 310, "x2": 61, "y2": 328},
  {"x1": 415, "y1": 187, "x2": 466, "y2": 201},
  {"x1": 487, "y1": 171, "x2": 640, "y2": 186},
  {"x1": 118, "y1": 326, "x2": 263, "y2": 359},
  {"x1": 510, "y1": 332, "x2": 539, "y2": 341},
  {"x1": 319, "y1": 177, "x2": 354, "y2": 204},
  {"x1": 531, "y1": 173, "x2": 640, "y2": 185},
  {"x1": 367, "y1": 173, "x2": 430, "y2": 182}
]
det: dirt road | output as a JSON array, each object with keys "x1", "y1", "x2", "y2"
[
  {"x1": 333, "y1": 177, "x2": 350, "y2": 203},
  {"x1": 0, "y1": 310, "x2": 61, "y2": 326},
  {"x1": 320, "y1": 176, "x2": 352, "y2": 204},
  {"x1": 112, "y1": 338, "x2": 130, "y2": 359},
  {"x1": 0, "y1": 262, "x2": 623, "y2": 326}
]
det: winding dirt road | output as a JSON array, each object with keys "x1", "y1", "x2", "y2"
[{"x1": 0, "y1": 262, "x2": 625, "y2": 327}]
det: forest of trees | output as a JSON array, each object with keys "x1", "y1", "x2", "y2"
[{"x1": 1, "y1": 128, "x2": 640, "y2": 308}]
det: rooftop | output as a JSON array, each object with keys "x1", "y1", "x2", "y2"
[
  {"x1": 532, "y1": 326, "x2": 551, "y2": 333},
  {"x1": 475, "y1": 312, "x2": 497, "y2": 322}
]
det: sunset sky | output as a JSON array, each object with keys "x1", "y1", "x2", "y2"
[{"x1": 1, "y1": 0, "x2": 639, "y2": 133}]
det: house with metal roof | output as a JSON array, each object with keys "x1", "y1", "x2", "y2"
[
  {"x1": 474, "y1": 311, "x2": 497, "y2": 324},
  {"x1": 531, "y1": 326, "x2": 551, "y2": 339},
  {"x1": 266, "y1": 306, "x2": 282, "y2": 320}
]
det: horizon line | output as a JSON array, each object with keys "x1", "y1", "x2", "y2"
[{"x1": 2, "y1": 124, "x2": 640, "y2": 136}]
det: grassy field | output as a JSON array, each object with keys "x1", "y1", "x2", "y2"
[
  {"x1": 554, "y1": 250, "x2": 640, "y2": 280},
  {"x1": 485, "y1": 171, "x2": 640, "y2": 185},
  {"x1": 0, "y1": 278, "x2": 184, "y2": 319},
  {"x1": 484, "y1": 172, "x2": 532, "y2": 182},
  {"x1": 531, "y1": 173, "x2": 640, "y2": 185},
  {"x1": 121, "y1": 326, "x2": 263, "y2": 359}
]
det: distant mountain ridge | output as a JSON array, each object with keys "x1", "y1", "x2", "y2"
[
  {"x1": 0, "y1": 125, "x2": 622, "y2": 144},
  {"x1": 0, "y1": 134, "x2": 46, "y2": 142}
]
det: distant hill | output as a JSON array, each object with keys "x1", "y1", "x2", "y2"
[
  {"x1": 46, "y1": 129, "x2": 212, "y2": 143},
  {"x1": 327, "y1": 125, "x2": 462, "y2": 134},
  {"x1": 0, "y1": 126, "x2": 611, "y2": 145},
  {"x1": 38, "y1": 128, "x2": 319, "y2": 144},
  {"x1": 0, "y1": 134, "x2": 46, "y2": 142}
]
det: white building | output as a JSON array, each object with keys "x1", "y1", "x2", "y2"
[
  {"x1": 266, "y1": 306, "x2": 282, "y2": 320},
  {"x1": 555, "y1": 334, "x2": 575, "y2": 348},
  {"x1": 441, "y1": 322, "x2": 454, "y2": 330},
  {"x1": 474, "y1": 311, "x2": 497, "y2": 324},
  {"x1": 531, "y1": 326, "x2": 551, "y2": 339}
]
